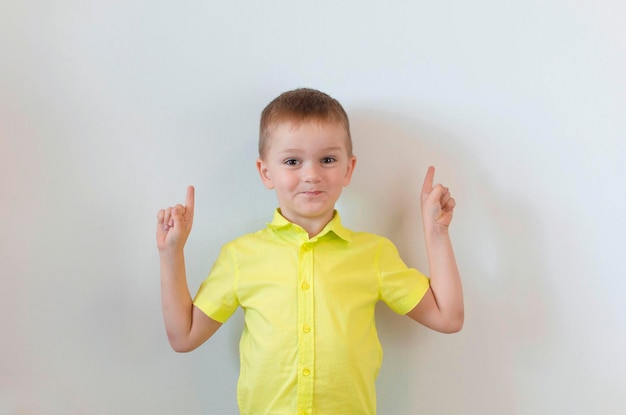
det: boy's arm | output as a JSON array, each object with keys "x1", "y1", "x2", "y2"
[
  {"x1": 157, "y1": 186, "x2": 222, "y2": 352},
  {"x1": 406, "y1": 167, "x2": 464, "y2": 333}
]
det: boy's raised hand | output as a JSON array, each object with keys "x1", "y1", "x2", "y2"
[
  {"x1": 420, "y1": 166, "x2": 455, "y2": 230},
  {"x1": 156, "y1": 186, "x2": 195, "y2": 252}
]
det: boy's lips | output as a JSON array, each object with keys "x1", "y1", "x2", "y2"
[{"x1": 301, "y1": 190, "x2": 323, "y2": 196}]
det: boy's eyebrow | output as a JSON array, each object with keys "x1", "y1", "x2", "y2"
[
  {"x1": 320, "y1": 146, "x2": 344, "y2": 152},
  {"x1": 277, "y1": 146, "x2": 344, "y2": 154}
]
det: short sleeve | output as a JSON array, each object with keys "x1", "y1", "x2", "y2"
[
  {"x1": 193, "y1": 244, "x2": 240, "y2": 323},
  {"x1": 377, "y1": 238, "x2": 430, "y2": 315}
]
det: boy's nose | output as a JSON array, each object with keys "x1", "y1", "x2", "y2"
[{"x1": 302, "y1": 165, "x2": 321, "y2": 182}]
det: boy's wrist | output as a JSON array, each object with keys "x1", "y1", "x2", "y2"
[
  {"x1": 159, "y1": 248, "x2": 185, "y2": 260},
  {"x1": 423, "y1": 223, "x2": 450, "y2": 240}
]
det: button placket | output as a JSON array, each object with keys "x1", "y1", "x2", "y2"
[{"x1": 296, "y1": 242, "x2": 315, "y2": 414}]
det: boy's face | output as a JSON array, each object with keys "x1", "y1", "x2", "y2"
[{"x1": 257, "y1": 120, "x2": 357, "y2": 230}]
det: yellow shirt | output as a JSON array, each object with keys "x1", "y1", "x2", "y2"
[{"x1": 193, "y1": 210, "x2": 430, "y2": 415}]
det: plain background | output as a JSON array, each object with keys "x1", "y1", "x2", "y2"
[{"x1": 1, "y1": 1, "x2": 625, "y2": 414}]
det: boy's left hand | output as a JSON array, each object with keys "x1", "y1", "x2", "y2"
[{"x1": 420, "y1": 166, "x2": 455, "y2": 230}]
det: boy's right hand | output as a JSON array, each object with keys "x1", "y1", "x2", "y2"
[{"x1": 156, "y1": 186, "x2": 195, "y2": 253}]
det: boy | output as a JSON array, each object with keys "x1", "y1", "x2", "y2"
[{"x1": 157, "y1": 88, "x2": 463, "y2": 414}]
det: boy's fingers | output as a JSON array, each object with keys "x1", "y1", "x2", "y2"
[
  {"x1": 156, "y1": 186, "x2": 194, "y2": 239},
  {"x1": 156, "y1": 209, "x2": 170, "y2": 238},
  {"x1": 445, "y1": 197, "x2": 456, "y2": 211},
  {"x1": 163, "y1": 207, "x2": 174, "y2": 230},
  {"x1": 185, "y1": 186, "x2": 195, "y2": 216},
  {"x1": 172, "y1": 205, "x2": 184, "y2": 225},
  {"x1": 156, "y1": 210, "x2": 164, "y2": 235},
  {"x1": 421, "y1": 166, "x2": 435, "y2": 196},
  {"x1": 440, "y1": 188, "x2": 451, "y2": 206},
  {"x1": 428, "y1": 184, "x2": 445, "y2": 203}
]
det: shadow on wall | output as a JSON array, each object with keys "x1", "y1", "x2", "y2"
[{"x1": 342, "y1": 110, "x2": 558, "y2": 414}]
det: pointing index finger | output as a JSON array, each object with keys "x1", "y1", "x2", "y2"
[
  {"x1": 422, "y1": 166, "x2": 435, "y2": 195},
  {"x1": 186, "y1": 185, "x2": 195, "y2": 213}
]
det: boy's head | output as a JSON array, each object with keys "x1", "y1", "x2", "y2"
[
  {"x1": 256, "y1": 88, "x2": 357, "y2": 235},
  {"x1": 259, "y1": 88, "x2": 352, "y2": 159}
]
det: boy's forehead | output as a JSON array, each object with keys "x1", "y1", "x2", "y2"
[
  {"x1": 268, "y1": 122, "x2": 348, "y2": 152},
  {"x1": 260, "y1": 116, "x2": 353, "y2": 158},
  {"x1": 270, "y1": 117, "x2": 344, "y2": 132},
  {"x1": 268, "y1": 119, "x2": 348, "y2": 142}
]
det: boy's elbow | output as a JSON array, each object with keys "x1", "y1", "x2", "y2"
[
  {"x1": 444, "y1": 319, "x2": 464, "y2": 334},
  {"x1": 165, "y1": 314, "x2": 221, "y2": 352},
  {"x1": 167, "y1": 333, "x2": 196, "y2": 353},
  {"x1": 432, "y1": 309, "x2": 464, "y2": 334},
  {"x1": 171, "y1": 342, "x2": 194, "y2": 353},
  {"x1": 443, "y1": 311, "x2": 464, "y2": 334}
]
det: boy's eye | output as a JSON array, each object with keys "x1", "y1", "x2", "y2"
[
  {"x1": 284, "y1": 159, "x2": 300, "y2": 166},
  {"x1": 321, "y1": 157, "x2": 336, "y2": 164}
]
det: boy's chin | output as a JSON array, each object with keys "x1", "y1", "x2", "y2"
[{"x1": 283, "y1": 207, "x2": 335, "y2": 221}]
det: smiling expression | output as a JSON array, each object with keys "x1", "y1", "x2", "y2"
[{"x1": 257, "y1": 120, "x2": 357, "y2": 236}]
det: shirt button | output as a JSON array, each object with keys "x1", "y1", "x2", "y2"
[
  {"x1": 302, "y1": 368, "x2": 311, "y2": 376},
  {"x1": 302, "y1": 324, "x2": 310, "y2": 333},
  {"x1": 301, "y1": 282, "x2": 310, "y2": 290}
]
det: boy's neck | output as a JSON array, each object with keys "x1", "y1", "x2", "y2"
[{"x1": 280, "y1": 211, "x2": 335, "y2": 239}]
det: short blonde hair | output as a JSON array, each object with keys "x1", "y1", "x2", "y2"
[{"x1": 259, "y1": 88, "x2": 352, "y2": 158}]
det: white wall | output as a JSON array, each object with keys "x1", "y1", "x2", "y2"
[{"x1": 2, "y1": 1, "x2": 625, "y2": 414}]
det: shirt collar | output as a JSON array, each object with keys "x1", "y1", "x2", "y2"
[{"x1": 267, "y1": 209, "x2": 352, "y2": 242}]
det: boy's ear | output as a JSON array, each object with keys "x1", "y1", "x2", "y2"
[
  {"x1": 256, "y1": 158, "x2": 275, "y2": 189},
  {"x1": 343, "y1": 155, "x2": 357, "y2": 186}
]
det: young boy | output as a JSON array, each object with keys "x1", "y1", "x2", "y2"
[{"x1": 156, "y1": 88, "x2": 463, "y2": 415}]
